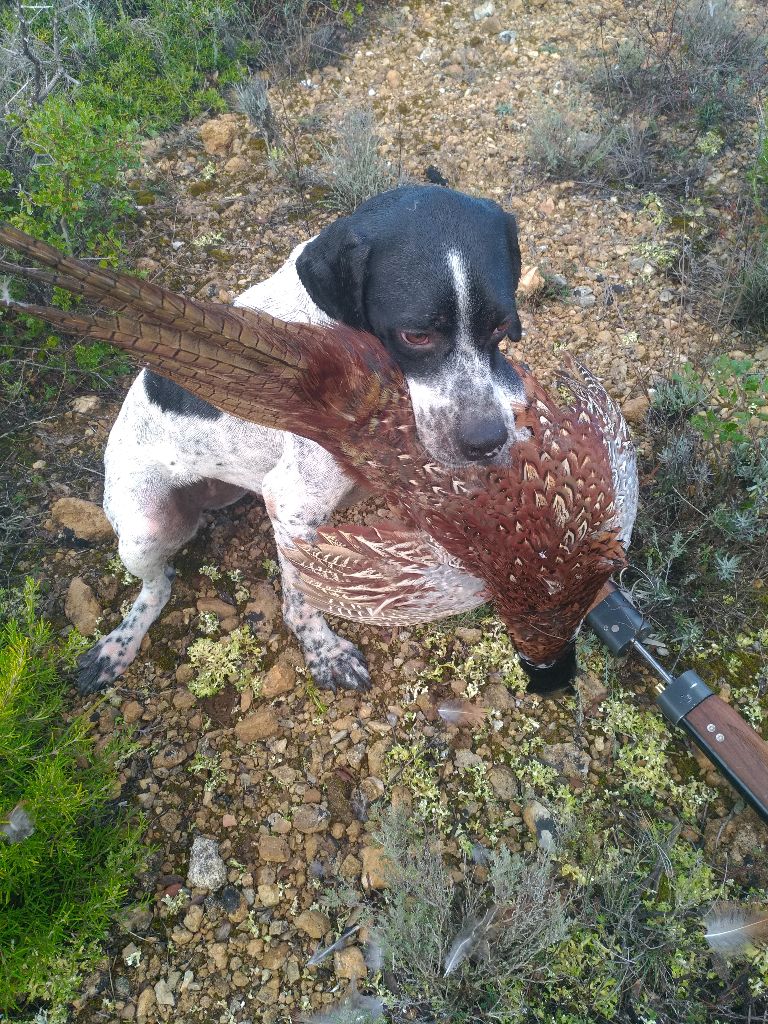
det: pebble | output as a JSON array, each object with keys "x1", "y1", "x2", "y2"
[
  {"x1": 64, "y1": 577, "x2": 102, "y2": 636},
  {"x1": 296, "y1": 909, "x2": 331, "y2": 939},
  {"x1": 234, "y1": 707, "x2": 281, "y2": 743},
  {"x1": 473, "y1": 0, "x2": 495, "y2": 18},
  {"x1": 523, "y1": 800, "x2": 557, "y2": 851},
  {"x1": 361, "y1": 845, "x2": 390, "y2": 889},
  {"x1": 154, "y1": 978, "x2": 175, "y2": 1008},
  {"x1": 187, "y1": 835, "x2": 227, "y2": 891},
  {"x1": 259, "y1": 835, "x2": 290, "y2": 862}
]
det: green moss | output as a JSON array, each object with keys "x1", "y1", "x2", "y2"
[{"x1": 187, "y1": 625, "x2": 263, "y2": 697}]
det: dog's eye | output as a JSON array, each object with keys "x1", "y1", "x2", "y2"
[{"x1": 400, "y1": 330, "x2": 432, "y2": 348}]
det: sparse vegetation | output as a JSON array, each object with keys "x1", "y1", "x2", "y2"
[
  {"x1": 363, "y1": 806, "x2": 765, "y2": 1024},
  {"x1": 629, "y1": 356, "x2": 768, "y2": 712},
  {"x1": 319, "y1": 107, "x2": 401, "y2": 213},
  {"x1": 0, "y1": 580, "x2": 144, "y2": 1020}
]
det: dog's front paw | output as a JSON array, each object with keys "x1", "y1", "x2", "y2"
[
  {"x1": 76, "y1": 632, "x2": 137, "y2": 694},
  {"x1": 304, "y1": 635, "x2": 371, "y2": 692}
]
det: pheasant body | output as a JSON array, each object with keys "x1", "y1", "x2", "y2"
[{"x1": 0, "y1": 224, "x2": 637, "y2": 669}]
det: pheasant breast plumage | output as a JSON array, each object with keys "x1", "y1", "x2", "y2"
[{"x1": 0, "y1": 224, "x2": 637, "y2": 682}]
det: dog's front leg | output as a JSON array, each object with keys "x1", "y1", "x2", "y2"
[{"x1": 262, "y1": 439, "x2": 370, "y2": 691}]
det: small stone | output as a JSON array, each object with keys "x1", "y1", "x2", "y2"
[
  {"x1": 260, "y1": 835, "x2": 290, "y2": 862},
  {"x1": 64, "y1": 577, "x2": 102, "y2": 636},
  {"x1": 244, "y1": 584, "x2": 281, "y2": 637},
  {"x1": 622, "y1": 395, "x2": 650, "y2": 425},
  {"x1": 489, "y1": 765, "x2": 518, "y2": 801},
  {"x1": 183, "y1": 904, "x2": 204, "y2": 932},
  {"x1": 196, "y1": 599, "x2": 233, "y2": 621},
  {"x1": 523, "y1": 800, "x2": 557, "y2": 851},
  {"x1": 51, "y1": 497, "x2": 113, "y2": 541},
  {"x1": 361, "y1": 845, "x2": 390, "y2": 889},
  {"x1": 262, "y1": 658, "x2": 296, "y2": 698},
  {"x1": 224, "y1": 155, "x2": 249, "y2": 174},
  {"x1": 122, "y1": 700, "x2": 144, "y2": 724},
  {"x1": 659, "y1": 288, "x2": 674, "y2": 303},
  {"x1": 518, "y1": 265, "x2": 545, "y2": 296},
  {"x1": 296, "y1": 909, "x2": 331, "y2": 939},
  {"x1": 540, "y1": 742, "x2": 591, "y2": 779},
  {"x1": 154, "y1": 978, "x2": 175, "y2": 1008},
  {"x1": 136, "y1": 987, "x2": 156, "y2": 1020},
  {"x1": 219, "y1": 885, "x2": 242, "y2": 913},
  {"x1": 258, "y1": 883, "x2": 281, "y2": 907},
  {"x1": 120, "y1": 906, "x2": 154, "y2": 933},
  {"x1": 386, "y1": 69, "x2": 401, "y2": 88},
  {"x1": 473, "y1": 0, "x2": 495, "y2": 18},
  {"x1": 334, "y1": 946, "x2": 368, "y2": 980},
  {"x1": 292, "y1": 805, "x2": 329, "y2": 834},
  {"x1": 122, "y1": 942, "x2": 140, "y2": 965},
  {"x1": 187, "y1": 835, "x2": 227, "y2": 891},
  {"x1": 173, "y1": 689, "x2": 196, "y2": 710},
  {"x1": 235, "y1": 707, "x2": 280, "y2": 743},
  {"x1": 199, "y1": 115, "x2": 238, "y2": 155},
  {"x1": 498, "y1": 28, "x2": 517, "y2": 43},
  {"x1": 573, "y1": 285, "x2": 596, "y2": 308},
  {"x1": 222, "y1": 813, "x2": 237, "y2": 828},
  {"x1": 71, "y1": 394, "x2": 102, "y2": 414}
]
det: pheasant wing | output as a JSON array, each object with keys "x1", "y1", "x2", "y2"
[{"x1": 286, "y1": 522, "x2": 489, "y2": 625}]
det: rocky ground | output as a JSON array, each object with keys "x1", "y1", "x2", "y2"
[{"x1": 8, "y1": 0, "x2": 768, "y2": 1021}]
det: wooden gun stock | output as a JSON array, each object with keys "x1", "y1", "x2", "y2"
[
  {"x1": 678, "y1": 692, "x2": 768, "y2": 821},
  {"x1": 587, "y1": 584, "x2": 768, "y2": 824}
]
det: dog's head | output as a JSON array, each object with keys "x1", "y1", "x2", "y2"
[{"x1": 296, "y1": 186, "x2": 526, "y2": 466}]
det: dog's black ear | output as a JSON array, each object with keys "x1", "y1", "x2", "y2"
[
  {"x1": 504, "y1": 211, "x2": 522, "y2": 290},
  {"x1": 296, "y1": 221, "x2": 371, "y2": 330},
  {"x1": 504, "y1": 211, "x2": 523, "y2": 342}
]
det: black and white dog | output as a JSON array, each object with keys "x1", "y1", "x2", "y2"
[{"x1": 77, "y1": 185, "x2": 526, "y2": 693}]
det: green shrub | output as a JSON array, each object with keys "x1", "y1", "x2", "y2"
[{"x1": 0, "y1": 580, "x2": 144, "y2": 1020}]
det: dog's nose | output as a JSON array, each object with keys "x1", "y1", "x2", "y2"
[{"x1": 458, "y1": 417, "x2": 509, "y2": 461}]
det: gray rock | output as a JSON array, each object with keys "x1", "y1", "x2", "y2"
[
  {"x1": 540, "y1": 742, "x2": 591, "y2": 778},
  {"x1": 498, "y1": 29, "x2": 517, "y2": 43},
  {"x1": 154, "y1": 978, "x2": 175, "y2": 1007},
  {"x1": 187, "y1": 835, "x2": 227, "y2": 891},
  {"x1": 523, "y1": 800, "x2": 558, "y2": 852},
  {"x1": 572, "y1": 285, "x2": 596, "y2": 308},
  {"x1": 473, "y1": 0, "x2": 495, "y2": 18}
]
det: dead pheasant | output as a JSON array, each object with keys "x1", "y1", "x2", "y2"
[{"x1": 0, "y1": 224, "x2": 637, "y2": 689}]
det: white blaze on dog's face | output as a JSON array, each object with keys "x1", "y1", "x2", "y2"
[
  {"x1": 296, "y1": 185, "x2": 526, "y2": 467},
  {"x1": 404, "y1": 248, "x2": 528, "y2": 465}
]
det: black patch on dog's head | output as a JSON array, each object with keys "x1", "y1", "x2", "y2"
[
  {"x1": 144, "y1": 371, "x2": 222, "y2": 420},
  {"x1": 297, "y1": 185, "x2": 522, "y2": 352}
]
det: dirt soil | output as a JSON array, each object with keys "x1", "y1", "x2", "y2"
[{"x1": 10, "y1": 0, "x2": 768, "y2": 1021}]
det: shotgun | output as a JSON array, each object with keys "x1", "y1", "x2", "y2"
[{"x1": 587, "y1": 583, "x2": 768, "y2": 823}]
